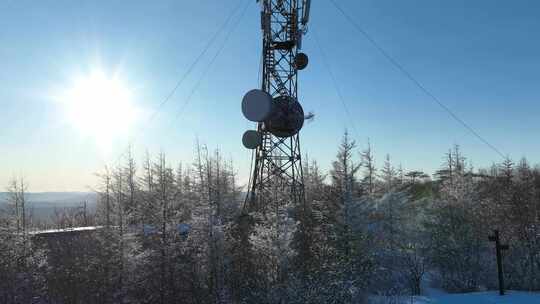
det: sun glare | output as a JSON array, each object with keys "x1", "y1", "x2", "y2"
[{"x1": 61, "y1": 70, "x2": 138, "y2": 150}]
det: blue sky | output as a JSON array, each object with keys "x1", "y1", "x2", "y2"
[{"x1": 1, "y1": 0, "x2": 540, "y2": 191}]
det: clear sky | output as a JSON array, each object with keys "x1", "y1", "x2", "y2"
[{"x1": 1, "y1": 0, "x2": 540, "y2": 192}]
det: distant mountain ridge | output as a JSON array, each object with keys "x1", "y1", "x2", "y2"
[
  {"x1": 0, "y1": 192, "x2": 98, "y2": 221},
  {"x1": 0, "y1": 192, "x2": 97, "y2": 205}
]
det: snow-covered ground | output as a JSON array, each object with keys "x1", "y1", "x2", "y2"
[
  {"x1": 412, "y1": 290, "x2": 540, "y2": 304},
  {"x1": 370, "y1": 290, "x2": 539, "y2": 304},
  {"x1": 411, "y1": 272, "x2": 540, "y2": 304},
  {"x1": 370, "y1": 276, "x2": 540, "y2": 304}
]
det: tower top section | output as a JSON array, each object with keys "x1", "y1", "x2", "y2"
[{"x1": 258, "y1": 0, "x2": 311, "y2": 50}]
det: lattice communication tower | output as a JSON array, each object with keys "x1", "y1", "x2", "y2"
[{"x1": 241, "y1": 0, "x2": 311, "y2": 212}]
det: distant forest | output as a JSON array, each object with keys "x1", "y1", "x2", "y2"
[{"x1": 1, "y1": 132, "x2": 539, "y2": 303}]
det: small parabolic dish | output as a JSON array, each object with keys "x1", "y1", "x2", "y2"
[
  {"x1": 242, "y1": 130, "x2": 262, "y2": 149},
  {"x1": 295, "y1": 53, "x2": 309, "y2": 70},
  {"x1": 242, "y1": 89, "x2": 274, "y2": 122},
  {"x1": 265, "y1": 96, "x2": 304, "y2": 138}
]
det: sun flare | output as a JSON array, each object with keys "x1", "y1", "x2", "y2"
[{"x1": 60, "y1": 70, "x2": 137, "y2": 150}]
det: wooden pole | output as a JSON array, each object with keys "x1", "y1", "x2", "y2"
[{"x1": 489, "y1": 229, "x2": 509, "y2": 295}]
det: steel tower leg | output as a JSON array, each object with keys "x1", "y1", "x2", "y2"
[{"x1": 248, "y1": 0, "x2": 306, "y2": 215}]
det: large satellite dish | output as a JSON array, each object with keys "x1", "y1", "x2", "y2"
[
  {"x1": 242, "y1": 130, "x2": 262, "y2": 149},
  {"x1": 242, "y1": 89, "x2": 273, "y2": 122},
  {"x1": 265, "y1": 96, "x2": 304, "y2": 138}
]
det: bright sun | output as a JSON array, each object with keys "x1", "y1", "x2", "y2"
[{"x1": 60, "y1": 70, "x2": 138, "y2": 150}]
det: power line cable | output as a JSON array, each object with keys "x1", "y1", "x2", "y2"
[
  {"x1": 144, "y1": 0, "x2": 245, "y2": 127},
  {"x1": 110, "y1": 0, "x2": 246, "y2": 166},
  {"x1": 328, "y1": 0, "x2": 506, "y2": 159},
  {"x1": 166, "y1": 0, "x2": 251, "y2": 209},
  {"x1": 312, "y1": 28, "x2": 361, "y2": 140},
  {"x1": 171, "y1": 0, "x2": 251, "y2": 124}
]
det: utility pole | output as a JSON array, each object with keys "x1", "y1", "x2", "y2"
[{"x1": 489, "y1": 229, "x2": 509, "y2": 295}]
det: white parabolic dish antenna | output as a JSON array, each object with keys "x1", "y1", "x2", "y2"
[
  {"x1": 242, "y1": 130, "x2": 262, "y2": 149},
  {"x1": 242, "y1": 89, "x2": 273, "y2": 122}
]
